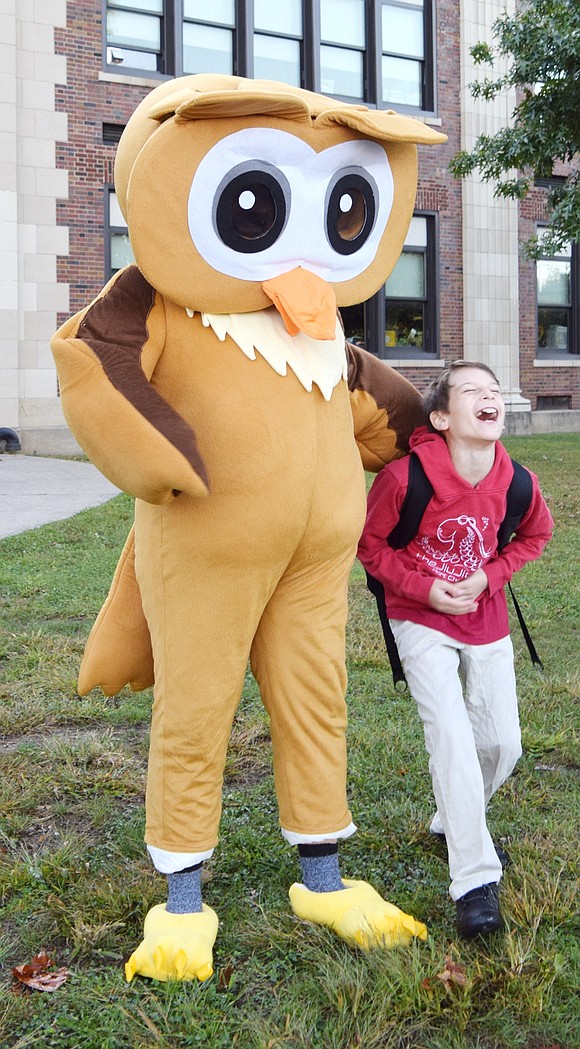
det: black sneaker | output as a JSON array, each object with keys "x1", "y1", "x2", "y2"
[
  {"x1": 456, "y1": 882, "x2": 504, "y2": 938},
  {"x1": 431, "y1": 832, "x2": 511, "y2": 870}
]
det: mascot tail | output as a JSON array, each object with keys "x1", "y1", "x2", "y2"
[{"x1": 78, "y1": 526, "x2": 154, "y2": 696}]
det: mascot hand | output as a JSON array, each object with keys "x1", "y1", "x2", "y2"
[
  {"x1": 289, "y1": 879, "x2": 427, "y2": 950},
  {"x1": 124, "y1": 903, "x2": 218, "y2": 982}
]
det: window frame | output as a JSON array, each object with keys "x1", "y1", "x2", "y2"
[
  {"x1": 535, "y1": 225, "x2": 580, "y2": 359},
  {"x1": 372, "y1": 210, "x2": 438, "y2": 359},
  {"x1": 104, "y1": 0, "x2": 170, "y2": 76},
  {"x1": 105, "y1": 185, "x2": 135, "y2": 281},
  {"x1": 374, "y1": 0, "x2": 435, "y2": 114}
]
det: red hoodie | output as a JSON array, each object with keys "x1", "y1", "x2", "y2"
[{"x1": 357, "y1": 427, "x2": 554, "y2": 645}]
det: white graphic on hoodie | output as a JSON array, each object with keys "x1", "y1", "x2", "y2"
[{"x1": 416, "y1": 515, "x2": 495, "y2": 582}]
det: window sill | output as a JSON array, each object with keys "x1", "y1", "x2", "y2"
[
  {"x1": 99, "y1": 70, "x2": 167, "y2": 88},
  {"x1": 534, "y1": 357, "x2": 580, "y2": 367},
  {"x1": 383, "y1": 356, "x2": 444, "y2": 368}
]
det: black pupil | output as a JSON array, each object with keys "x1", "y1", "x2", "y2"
[
  {"x1": 216, "y1": 169, "x2": 287, "y2": 254},
  {"x1": 327, "y1": 174, "x2": 376, "y2": 256},
  {"x1": 231, "y1": 184, "x2": 276, "y2": 240},
  {"x1": 336, "y1": 190, "x2": 366, "y2": 241}
]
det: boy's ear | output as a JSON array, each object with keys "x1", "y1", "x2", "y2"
[{"x1": 430, "y1": 410, "x2": 449, "y2": 432}]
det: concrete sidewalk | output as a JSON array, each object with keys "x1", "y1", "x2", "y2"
[{"x1": 0, "y1": 454, "x2": 121, "y2": 540}]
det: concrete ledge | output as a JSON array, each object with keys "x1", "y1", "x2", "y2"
[
  {"x1": 531, "y1": 410, "x2": 580, "y2": 434},
  {"x1": 19, "y1": 427, "x2": 84, "y2": 458},
  {"x1": 504, "y1": 412, "x2": 532, "y2": 436}
]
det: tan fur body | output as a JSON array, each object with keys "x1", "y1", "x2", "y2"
[{"x1": 51, "y1": 74, "x2": 442, "y2": 864}]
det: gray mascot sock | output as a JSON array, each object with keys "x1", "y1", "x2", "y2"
[
  {"x1": 166, "y1": 862, "x2": 203, "y2": 914},
  {"x1": 298, "y1": 843, "x2": 345, "y2": 892}
]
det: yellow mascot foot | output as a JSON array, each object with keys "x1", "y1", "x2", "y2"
[
  {"x1": 289, "y1": 878, "x2": 427, "y2": 950},
  {"x1": 124, "y1": 903, "x2": 219, "y2": 982}
]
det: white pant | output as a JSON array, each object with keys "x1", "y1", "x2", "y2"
[{"x1": 390, "y1": 620, "x2": 522, "y2": 901}]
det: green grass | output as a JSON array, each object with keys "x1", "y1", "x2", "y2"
[{"x1": 1, "y1": 433, "x2": 578, "y2": 1049}]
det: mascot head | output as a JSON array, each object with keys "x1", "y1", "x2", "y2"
[{"x1": 114, "y1": 74, "x2": 446, "y2": 336}]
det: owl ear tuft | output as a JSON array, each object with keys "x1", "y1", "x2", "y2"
[{"x1": 314, "y1": 108, "x2": 447, "y2": 145}]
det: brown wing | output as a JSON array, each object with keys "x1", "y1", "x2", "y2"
[
  {"x1": 78, "y1": 526, "x2": 154, "y2": 696},
  {"x1": 346, "y1": 341, "x2": 426, "y2": 469}
]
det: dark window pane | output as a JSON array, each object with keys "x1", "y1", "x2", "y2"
[
  {"x1": 341, "y1": 302, "x2": 365, "y2": 345},
  {"x1": 538, "y1": 308, "x2": 569, "y2": 351},
  {"x1": 385, "y1": 300, "x2": 424, "y2": 348}
]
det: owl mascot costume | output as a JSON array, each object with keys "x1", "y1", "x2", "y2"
[{"x1": 51, "y1": 74, "x2": 445, "y2": 982}]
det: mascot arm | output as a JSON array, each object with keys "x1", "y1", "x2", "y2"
[
  {"x1": 51, "y1": 266, "x2": 209, "y2": 504},
  {"x1": 346, "y1": 342, "x2": 425, "y2": 470}
]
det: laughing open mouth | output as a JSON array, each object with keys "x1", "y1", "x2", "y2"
[{"x1": 476, "y1": 407, "x2": 499, "y2": 421}]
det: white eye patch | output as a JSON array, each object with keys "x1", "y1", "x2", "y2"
[{"x1": 187, "y1": 127, "x2": 394, "y2": 283}]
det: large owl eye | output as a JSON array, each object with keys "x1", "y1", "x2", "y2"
[
  {"x1": 215, "y1": 167, "x2": 289, "y2": 254},
  {"x1": 326, "y1": 172, "x2": 377, "y2": 256}
]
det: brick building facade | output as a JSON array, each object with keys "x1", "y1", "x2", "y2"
[{"x1": 1, "y1": 0, "x2": 578, "y2": 455}]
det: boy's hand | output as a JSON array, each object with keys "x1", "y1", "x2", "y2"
[
  {"x1": 428, "y1": 569, "x2": 488, "y2": 615},
  {"x1": 452, "y1": 568, "x2": 489, "y2": 601}
]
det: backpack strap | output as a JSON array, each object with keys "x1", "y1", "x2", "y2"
[
  {"x1": 366, "y1": 454, "x2": 434, "y2": 690},
  {"x1": 497, "y1": 459, "x2": 533, "y2": 551},
  {"x1": 500, "y1": 460, "x2": 543, "y2": 669},
  {"x1": 387, "y1": 453, "x2": 434, "y2": 550},
  {"x1": 365, "y1": 571, "x2": 407, "y2": 690}
]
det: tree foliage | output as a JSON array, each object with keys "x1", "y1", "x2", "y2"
[{"x1": 450, "y1": 0, "x2": 580, "y2": 257}]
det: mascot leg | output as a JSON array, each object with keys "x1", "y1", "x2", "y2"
[
  {"x1": 251, "y1": 544, "x2": 428, "y2": 949},
  {"x1": 125, "y1": 545, "x2": 267, "y2": 982}
]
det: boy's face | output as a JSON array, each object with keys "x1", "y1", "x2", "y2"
[{"x1": 430, "y1": 366, "x2": 505, "y2": 444}]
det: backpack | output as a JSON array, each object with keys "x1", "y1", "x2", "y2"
[{"x1": 365, "y1": 454, "x2": 543, "y2": 691}]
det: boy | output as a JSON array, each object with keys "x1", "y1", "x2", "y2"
[{"x1": 357, "y1": 362, "x2": 553, "y2": 937}]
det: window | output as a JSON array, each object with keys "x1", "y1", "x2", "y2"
[
  {"x1": 384, "y1": 215, "x2": 437, "y2": 357},
  {"x1": 320, "y1": 0, "x2": 366, "y2": 99},
  {"x1": 106, "y1": 189, "x2": 135, "y2": 279},
  {"x1": 537, "y1": 395, "x2": 571, "y2": 410},
  {"x1": 381, "y1": 0, "x2": 428, "y2": 109},
  {"x1": 341, "y1": 214, "x2": 438, "y2": 358},
  {"x1": 183, "y1": 0, "x2": 235, "y2": 76},
  {"x1": 106, "y1": 0, "x2": 164, "y2": 72},
  {"x1": 254, "y1": 0, "x2": 303, "y2": 86},
  {"x1": 536, "y1": 233, "x2": 579, "y2": 357},
  {"x1": 104, "y1": 1, "x2": 435, "y2": 112}
]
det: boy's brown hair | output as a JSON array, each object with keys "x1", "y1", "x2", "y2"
[{"x1": 422, "y1": 360, "x2": 500, "y2": 423}]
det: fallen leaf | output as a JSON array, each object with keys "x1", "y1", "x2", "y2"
[
  {"x1": 12, "y1": 950, "x2": 70, "y2": 993},
  {"x1": 217, "y1": 963, "x2": 234, "y2": 990},
  {"x1": 435, "y1": 956, "x2": 468, "y2": 993}
]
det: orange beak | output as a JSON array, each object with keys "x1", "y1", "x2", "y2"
[{"x1": 262, "y1": 266, "x2": 338, "y2": 341}]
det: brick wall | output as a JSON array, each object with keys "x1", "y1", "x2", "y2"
[
  {"x1": 54, "y1": 1, "x2": 151, "y2": 320},
  {"x1": 519, "y1": 189, "x2": 580, "y2": 410},
  {"x1": 412, "y1": 0, "x2": 464, "y2": 393}
]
